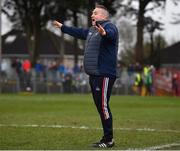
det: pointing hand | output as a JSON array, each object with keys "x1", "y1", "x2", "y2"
[{"x1": 53, "y1": 20, "x2": 63, "y2": 28}]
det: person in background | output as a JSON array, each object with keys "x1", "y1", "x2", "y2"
[
  {"x1": 22, "y1": 59, "x2": 32, "y2": 91},
  {"x1": 172, "y1": 73, "x2": 178, "y2": 96},
  {"x1": 134, "y1": 70, "x2": 143, "y2": 95}
]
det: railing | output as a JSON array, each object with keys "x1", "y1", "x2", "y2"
[{"x1": 0, "y1": 69, "x2": 136, "y2": 95}]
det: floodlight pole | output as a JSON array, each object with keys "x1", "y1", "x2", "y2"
[{"x1": 0, "y1": 0, "x2": 2, "y2": 93}]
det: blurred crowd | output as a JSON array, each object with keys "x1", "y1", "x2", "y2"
[
  {"x1": 1, "y1": 58, "x2": 89, "y2": 93},
  {"x1": 0, "y1": 58, "x2": 179, "y2": 96},
  {"x1": 113, "y1": 62, "x2": 155, "y2": 96}
]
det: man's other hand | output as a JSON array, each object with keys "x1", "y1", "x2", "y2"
[{"x1": 95, "y1": 24, "x2": 106, "y2": 36}]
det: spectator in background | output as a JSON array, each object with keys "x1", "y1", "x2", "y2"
[
  {"x1": 135, "y1": 62, "x2": 143, "y2": 73},
  {"x1": 11, "y1": 58, "x2": 24, "y2": 91},
  {"x1": 49, "y1": 60, "x2": 58, "y2": 84},
  {"x1": 12, "y1": 58, "x2": 22, "y2": 77},
  {"x1": 172, "y1": 73, "x2": 178, "y2": 96},
  {"x1": 57, "y1": 62, "x2": 66, "y2": 83},
  {"x1": 58, "y1": 62, "x2": 66, "y2": 75},
  {"x1": 63, "y1": 72, "x2": 73, "y2": 93},
  {"x1": 35, "y1": 60, "x2": 44, "y2": 81},
  {"x1": 1, "y1": 59, "x2": 9, "y2": 82},
  {"x1": 22, "y1": 59, "x2": 32, "y2": 91},
  {"x1": 127, "y1": 64, "x2": 135, "y2": 86},
  {"x1": 134, "y1": 70, "x2": 143, "y2": 95},
  {"x1": 127, "y1": 64, "x2": 134, "y2": 77},
  {"x1": 77, "y1": 66, "x2": 89, "y2": 93},
  {"x1": 144, "y1": 66, "x2": 153, "y2": 96},
  {"x1": 73, "y1": 63, "x2": 80, "y2": 74}
]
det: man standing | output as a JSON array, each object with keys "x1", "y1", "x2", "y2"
[{"x1": 53, "y1": 4, "x2": 118, "y2": 148}]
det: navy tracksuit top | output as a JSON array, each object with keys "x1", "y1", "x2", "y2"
[{"x1": 61, "y1": 20, "x2": 119, "y2": 78}]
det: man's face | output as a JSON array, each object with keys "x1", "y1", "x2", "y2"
[{"x1": 91, "y1": 8, "x2": 107, "y2": 26}]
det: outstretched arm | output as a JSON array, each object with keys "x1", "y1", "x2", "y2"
[{"x1": 53, "y1": 20, "x2": 89, "y2": 40}]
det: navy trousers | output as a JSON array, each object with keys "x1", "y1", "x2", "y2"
[{"x1": 89, "y1": 75, "x2": 116, "y2": 141}]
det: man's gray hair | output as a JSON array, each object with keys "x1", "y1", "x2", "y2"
[{"x1": 95, "y1": 4, "x2": 109, "y2": 19}]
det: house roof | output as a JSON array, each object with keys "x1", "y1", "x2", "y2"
[
  {"x1": 2, "y1": 29, "x2": 83, "y2": 56},
  {"x1": 160, "y1": 41, "x2": 180, "y2": 64}
]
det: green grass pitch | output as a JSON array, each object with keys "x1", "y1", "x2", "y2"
[{"x1": 0, "y1": 94, "x2": 180, "y2": 150}]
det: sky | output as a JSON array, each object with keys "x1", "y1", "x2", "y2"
[
  {"x1": 1, "y1": 0, "x2": 180, "y2": 45},
  {"x1": 160, "y1": 0, "x2": 180, "y2": 44}
]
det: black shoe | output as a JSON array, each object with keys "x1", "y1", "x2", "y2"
[
  {"x1": 92, "y1": 137, "x2": 105, "y2": 145},
  {"x1": 92, "y1": 139, "x2": 115, "y2": 148}
]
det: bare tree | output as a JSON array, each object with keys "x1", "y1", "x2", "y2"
[
  {"x1": 114, "y1": 0, "x2": 180, "y2": 63},
  {"x1": 3, "y1": 0, "x2": 48, "y2": 64}
]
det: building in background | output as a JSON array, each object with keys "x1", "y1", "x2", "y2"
[{"x1": 2, "y1": 29, "x2": 84, "y2": 67}]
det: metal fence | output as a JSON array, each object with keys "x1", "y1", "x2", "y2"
[{"x1": 0, "y1": 67, "x2": 136, "y2": 95}]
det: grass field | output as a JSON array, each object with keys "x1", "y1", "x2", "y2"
[{"x1": 0, "y1": 94, "x2": 180, "y2": 150}]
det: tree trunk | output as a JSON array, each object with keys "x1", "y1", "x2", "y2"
[
  {"x1": 26, "y1": 19, "x2": 40, "y2": 66},
  {"x1": 150, "y1": 32, "x2": 154, "y2": 57},
  {"x1": 73, "y1": 11, "x2": 78, "y2": 65},
  {"x1": 26, "y1": 25, "x2": 34, "y2": 60},
  {"x1": 33, "y1": 24, "x2": 40, "y2": 66},
  {"x1": 135, "y1": 1, "x2": 145, "y2": 63},
  {"x1": 59, "y1": 33, "x2": 65, "y2": 62}
]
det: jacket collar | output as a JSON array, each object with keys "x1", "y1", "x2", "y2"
[{"x1": 96, "y1": 20, "x2": 110, "y2": 25}]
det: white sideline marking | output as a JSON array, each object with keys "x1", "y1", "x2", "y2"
[
  {"x1": 0, "y1": 124, "x2": 180, "y2": 150},
  {"x1": 144, "y1": 142, "x2": 180, "y2": 150},
  {"x1": 131, "y1": 142, "x2": 180, "y2": 150},
  {"x1": 0, "y1": 123, "x2": 180, "y2": 133}
]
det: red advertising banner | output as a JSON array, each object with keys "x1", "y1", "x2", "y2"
[{"x1": 153, "y1": 68, "x2": 180, "y2": 96}]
